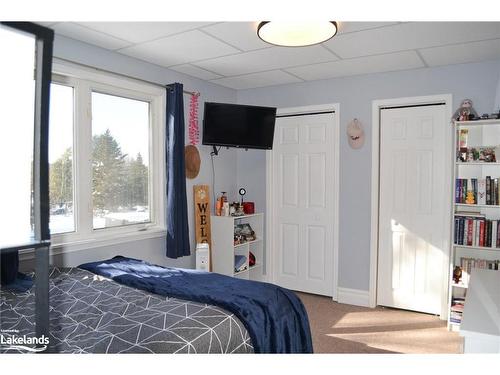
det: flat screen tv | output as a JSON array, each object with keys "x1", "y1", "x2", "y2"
[{"x1": 202, "y1": 102, "x2": 277, "y2": 150}]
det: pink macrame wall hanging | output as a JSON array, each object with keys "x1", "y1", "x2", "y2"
[
  {"x1": 188, "y1": 92, "x2": 200, "y2": 146},
  {"x1": 185, "y1": 92, "x2": 201, "y2": 179}
]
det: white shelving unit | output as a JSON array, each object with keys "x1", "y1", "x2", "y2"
[
  {"x1": 211, "y1": 213, "x2": 265, "y2": 282},
  {"x1": 449, "y1": 118, "x2": 500, "y2": 331}
]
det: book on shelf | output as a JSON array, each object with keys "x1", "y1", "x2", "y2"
[
  {"x1": 449, "y1": 310, "x2": 463, "y2": 324},
  {"x1": 478, "y1": 179, "x2": 486, "y2": 205},
  {"x1": 455, "y1": 177, "x2": 500, "y2": 205},
  {"x1": 457, "y1": 257, "x2": 500, "y2": 285},
  {"x1": 454, "y1": 214, "x2": 500, "y2": 248}
]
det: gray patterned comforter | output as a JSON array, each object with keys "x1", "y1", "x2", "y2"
[{"x1": 0, "y1": 267, "x2": 253, "y2": 353}]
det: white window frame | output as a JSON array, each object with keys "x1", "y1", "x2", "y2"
[{"x1": 48, "y1": 60, "x2": 166, "y2": 253}]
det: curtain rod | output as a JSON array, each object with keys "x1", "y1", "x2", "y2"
[{"x1": 54, "y1": 57, "x2": 200, "y2": 96}]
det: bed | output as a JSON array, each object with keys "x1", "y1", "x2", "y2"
[
  {"x1": 1, "y1": 267, "x2": 253, "y2": 354},
  {"x1": 1, "y1": 257, "x2": 313, "y2": 354}
]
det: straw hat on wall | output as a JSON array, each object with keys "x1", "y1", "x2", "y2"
[{"x1": 185, "y1": 144, "x2": 201, "y2": 179}]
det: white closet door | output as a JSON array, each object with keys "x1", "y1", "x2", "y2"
[
  {"x1": 377, "y1": 105, "x2": 447, "y2": 314},
  {"x1": 272, "y1": 112, "x2": 335, "y2": 296}
]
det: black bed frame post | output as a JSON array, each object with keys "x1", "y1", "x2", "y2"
[
  {"x1": 33, "y1": 24, "x2": 53, "y2": 344},
  {"x1": 1, "y1": 22, "x2": 54, "y2": 351}
]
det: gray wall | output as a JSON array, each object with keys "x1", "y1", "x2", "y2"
[
  {"x1": 495, "y1": 61, "x2": 500, "y2": 110},
  {"x1": 236, "y1": 59, "x2": 500, "y2": 292},
  {"x1": 23, "y1": 34, "x2": 500, "y2": 292},
  {"x1": 22, "y1": 35, "x2": 238, "y2": 270}
]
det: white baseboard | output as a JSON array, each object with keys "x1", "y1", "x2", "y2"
[{"x1": 337, "y1": 287, "x2": 371, "y2": 307}]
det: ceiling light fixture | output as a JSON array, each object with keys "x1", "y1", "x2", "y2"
[{"x1": 257, "y1": 21, "x2": 338, "y2": 47}]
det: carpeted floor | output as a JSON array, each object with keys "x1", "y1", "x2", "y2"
[{"x1": 297, "y1": 292, "x2": 463, "y2": 354}]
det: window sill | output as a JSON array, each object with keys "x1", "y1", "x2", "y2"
[{"x1": 19, "y1": 227, "x2": 166, "y2": 261}]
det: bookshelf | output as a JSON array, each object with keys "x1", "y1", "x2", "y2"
[
  {"x1": 211, "y1": 213, "x2": 265, "y2": 282},
  {"x1": 449, "y1": 119, "x2": 500, "y2": 331}
]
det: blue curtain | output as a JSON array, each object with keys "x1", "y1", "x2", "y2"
[{"x1": 166, "y1": 83, "x2": 190, "y2": 258}]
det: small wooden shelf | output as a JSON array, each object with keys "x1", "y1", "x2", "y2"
[{"x1": 212, "y1": 213, "x2": 265, "y2": 282}]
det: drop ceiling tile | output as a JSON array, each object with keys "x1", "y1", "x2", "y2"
[
  {"x1": 79, "y1": 22, "x2": 213, "y2": 44},
  {"x1": 336, "y1": 22, "x2": 400, "y2": 34},
  {"x1": 194, "y1": 45, "x2": 337, "y2": 76},
  {"x1": 324, "y1": 22, "x2": 500, "y2": 58},
  {"x1": 118, "y1": 30, "x2": 239, "y2": 67},
  {"x1": 169, "y1": 64, "x2": 223, "y2": 80},
  {"x1": 210, "y1": 70, "x2": 302, "y2": 90},
  {"x1": 201, "y1": 22, "x2": 270, "y2": 51},
  {"x1": 419, "y1": 38, "x2": 500, "y2": 66},
  {"x1": 51, "y1": 22, "x2": 132, "y2": 50},
  {"x1": 285, "y1": 51, "x2": 424, "y2": 81}
]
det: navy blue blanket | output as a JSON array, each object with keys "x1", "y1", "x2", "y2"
[{"x1": 79, "y1": 256, "x2": 313, "y2": 353}]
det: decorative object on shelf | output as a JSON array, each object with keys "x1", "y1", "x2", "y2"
[
  {"x1": 229, "y1": 203, "x2": 236, "y2": 216},
  {"x1": 236, "y1": 203, "x2": 245, "y2": 216},
  {"x1": 235, "y1": 223, "x2": 256, "y2": 242},
  {"x1": 453, "y1": 266, "x2": 462, "y2": 284},
  {"x1": 243, "y1": 202, "x2": 255, "y2": 214},
  {"x1": 479, "y1": 147, "x2": 496, "y2": 162},
  {"x1": 238, "y1": 187, "x2": 246, "y2": 204},
  {"x1": 234, "y1": 233, "x2": 244, "y2": 245},
  {"x1": 457, "y1": 128, "x2": 469, "y2": 161},
  {"x1": 185, "y1": 92, "x2": 201, "y2": 179},
  {"x1": 346, "y1": 118, "x2": 365, "y2": 149},
  {"x1": 216, "y1": 192, "x2": 228, "y2": 216},
  {"x1": 249, "y1": 251, "x2": 256, "y2": 267},
  {"x1": 452, "y1": 99, "x2": 478, "y2": 121},
  {"x1": 465, "y1": 190, "x2": 475, "y2": 204},
  {"x1": 458, "y1": 146, "x2": 497, "y2": 163},
  {"x1": 231, "y1": 202, "x2": 245, "y2": 216}
]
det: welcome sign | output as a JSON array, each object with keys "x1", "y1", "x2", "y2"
[{"x1": 193, "y1": 185, "x2": 212, "y2": 270}]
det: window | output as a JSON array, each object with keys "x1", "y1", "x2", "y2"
[
  {"x1": 91, "y1": 92, "x2": 150, "y2": 229},
  {"x1": 47, "y1": 62, "x2": 166, "y2": 248},
  {"x1": 0, "y1": 25, "x2": 36, "y2": 246},
  {"x1": 49, "y1": 83, "x2": 75, "y2": 234}
]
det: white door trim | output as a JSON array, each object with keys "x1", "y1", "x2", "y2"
[
  {"x1": 370, "y1": 94, "x2": 453, "y2": 319},
  {"x1": 266, "y1": 103, "x2": 340, "y2": 300}
]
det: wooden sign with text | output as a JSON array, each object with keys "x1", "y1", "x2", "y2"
[{"x1": 193, "y1": 185, "x2": 212, "y2": 271}]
